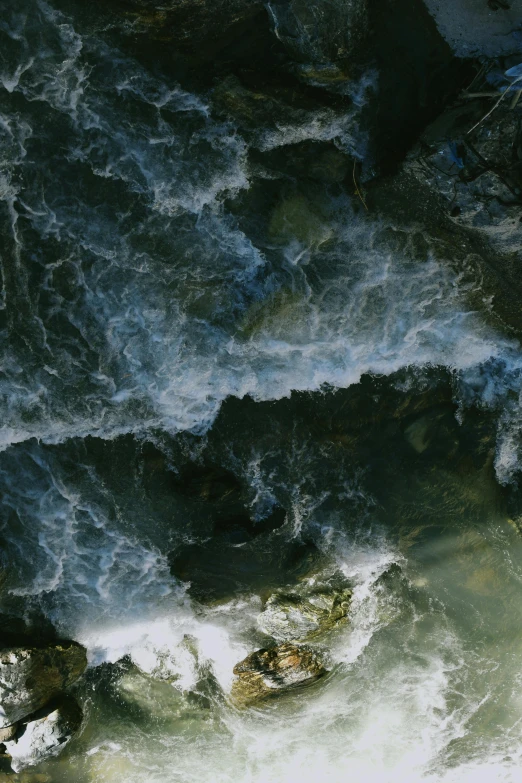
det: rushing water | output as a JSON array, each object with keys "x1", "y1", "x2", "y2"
[{"x1": 2, "y1": 1, "x2": 522, "y2": 781}]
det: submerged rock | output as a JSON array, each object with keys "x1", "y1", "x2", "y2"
[
  {"x1": 232, "y1": 642, "x2": 327, "y2": 705},
  {"x1": 0, "y1": 641, "x2": 87, "y2": 728},
  {"x1": 4, "y1": 697, "x2": 83, "y2": 773},
  {"x1": 268, "y1": 193, "x2": 333, "y2": 246},
  {"x1": 258, "y1": 584, "x2": 352, "y2": 641},
  {"x1": 169, "y1": 533, "x2": 320, "y2": 603}
]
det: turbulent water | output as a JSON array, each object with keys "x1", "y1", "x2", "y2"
[{"x1": 2, "y1": 1, "x2": 522, "y2": 781}]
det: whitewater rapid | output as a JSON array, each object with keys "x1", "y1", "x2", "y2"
[{"x1": 0, "y1": 0, "x2": 521, "y2": 480}]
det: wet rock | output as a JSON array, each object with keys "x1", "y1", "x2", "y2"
[
  {"x1": 4, "y1": 697, "x2": 83, "y2": 773},
  {"x1": 114, "y1": 0, "x2": 263, "y2": 53},
  {"x1": 368, "y1": 156, "x2": 522, "y2": 334},
  {"x1": 0, "y1": 641, "x2": 87, "y2": 728},
  {"x1": 293, "y1": 63, "x2": 352, "y2": 89},
  {"x1": 403, "y1": 97, "x2": 522, "y2": 257},
  {"x1": 212, "y1": 75, "x2": 318, "y2": 134},
  {"x1": 257, "y1": 141, "x2": 350, "y2": 183},
  {"x1": 231, "y1": 642, "x2": 326, "y2": 705},
  {"x1": 258, "y1": 583, "x2": 352, "y2": 641},
  {"x1": 423, "y1": 0, "x2": 522, "y2": 58},
  {"x1": 267, "y1": 0, "x2": 368, "y2": 65}
]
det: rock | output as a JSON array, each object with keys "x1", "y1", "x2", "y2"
[
  {"x1": 117, "y1": 0, "x2": 263, "y2": 52},
  {"x1": 212, "y1": 75, "x2": 319, "y2": 135},
  {"x1": 403, "y1": 96, "x2": 522, "y2": 258},
  {"x1": 232, "y1": 642, "x2": 327, "y2": 705},
  {"x1": 0, "y1": 641, "x2": 87, "y2": 728},
  {"x1": 0, "y1": 724, "x2": 18, "y2": 743},
  {"x1": 258, "y1": 584, "x2": 352, "y2": 641},
  {"x1": 367, "y1": 0, "x2": 470, "y2": 173},
  {"x1": 4, "y1": 697, "x2": 82, "y2": 773},
  {"x1": 267, "y1": 0, "x2": 368, "y2": 64},
  {"x1": 211, "y1": 73, "x2": 354, "y2": 152},
  {"x1": 422, "y1": 0, "x2": 522, "y2": 58},
  {"x1": 258, "y1": 142, "x2": 351, "y2": 183}
]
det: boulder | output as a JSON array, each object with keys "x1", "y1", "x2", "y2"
[
  {"x1": 0, "y1": 725, "x2": 18, "y2": 743},
  {"x1": 422, "y1": 0, "x2": 522, "y2": 58},
  {"x1": 0, "y1": 641, "x2": 87, "y2": 729},
  {"x1": 258, "y1": 584, "x2": 352, "y2": 641},
  {"x1": 4, "y1": 697, "x2": 83, "y2": 773},
  {"x1": 403, "y1": 96, "x2": 522, "y2": 258},
  {"x1": 231, "y1": 642, "x2": 326, "y2": 705},
  {"x1": 267, "y1": 0, "x2": 368, "y2": 65}
]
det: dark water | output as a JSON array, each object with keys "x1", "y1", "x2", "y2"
[{"x1": 2, "y1": 1, "x2": 522, "y2": 781}]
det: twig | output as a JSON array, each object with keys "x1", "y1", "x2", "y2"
[
  {"x1": 352, "y1": 160, "x2": 368, "y2": 211},
  {"x1": 511, "y1": 88, "x2": 522, "y2": 109},
  {"x1": 463, "y1": 92, "x2": 502, "y2": 98},
  {"x1": 467, "y1": 74, "x2": 522, "y2": 135}
]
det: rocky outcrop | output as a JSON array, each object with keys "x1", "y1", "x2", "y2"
[
  {"x1": 422, "y1": 0, "x2": 522, "y2": 58},
  {"x1": 3, "y1": 697, "x2": 83, "y2": 773},
  {"x1": 231, "y1": 642, "x2": 326, "y2": 705},
  {"x1": 0, "y1": 641, "x2": 87, "y2": 729},
  {"x1": 258, "y1": 584, "x2": 352, "y2": 641}
]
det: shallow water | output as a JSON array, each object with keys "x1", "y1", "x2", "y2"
[{"x1": 2, "y1": 1, "x2": 522, "y2": 781}]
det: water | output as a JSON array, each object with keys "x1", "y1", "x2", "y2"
[{"x1": 2, "y1": 1, "x2": 522, "y2": 781}]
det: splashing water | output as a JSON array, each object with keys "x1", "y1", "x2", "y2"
[{"x1": 2, "y1": 2, "x2": 522, "y2": 782}]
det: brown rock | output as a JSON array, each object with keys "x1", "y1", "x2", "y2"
[
  {"x1": 231, "y1": 642, "x2": 327, "y2": 705},
  {"x1": 0, "y1": 724, "x2": 18, "y2": 743}
]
